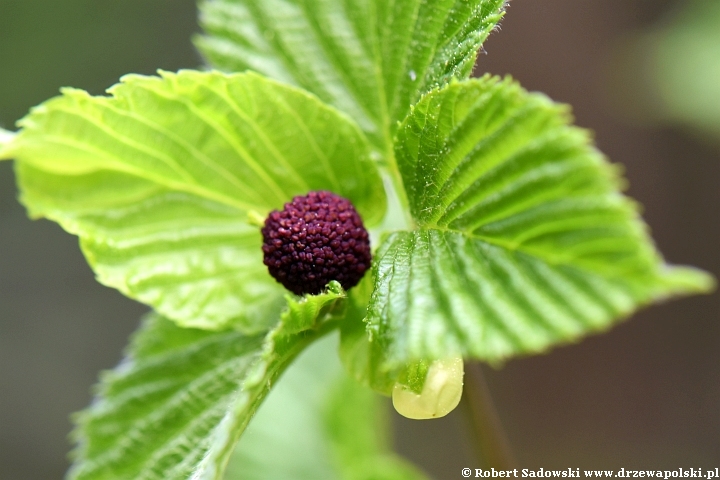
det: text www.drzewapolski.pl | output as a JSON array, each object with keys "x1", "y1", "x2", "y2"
[{"x1": 461, "y1": 468, "x2": 720, "y2": 479}]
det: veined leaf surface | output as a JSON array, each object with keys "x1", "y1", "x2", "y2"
[
  {"x1": 70, "y1": 286, "x2": 346, "y2": 480},
  {"x1": 196, "y1": 0, "x2": 507, "y2": 154},
  {"x1": 7, "y1": 70, "x2": 385, "y2": 330},
  {"x1": 367, "y1": 77, "x2": 715, "y2": 366}
]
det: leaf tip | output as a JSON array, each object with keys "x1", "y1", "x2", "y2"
[{"x1": 657, "y1": 265, "x2": 717, "y2": 296}]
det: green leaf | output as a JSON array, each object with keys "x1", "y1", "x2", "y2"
[
  {"x1": 224, "y1": 333, "x2": 428, "y2": 480},
  {"x1": 8, "y1": 70, "x2": 385, "y2": 330},
  {"x1": 367, "y1": 76, "x2": 715, "y2": 366},
  {"x1": 195, "y1": 0, "x2": 507, "y2": 154},
  {"x1": 70, "y1": 286, "x2": 346, "y2": 480},
  {"x1": 0, "y1": 127, "x2": 14, "y2": 158}
]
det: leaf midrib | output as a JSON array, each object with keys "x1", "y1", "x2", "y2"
[{"x1": 24, "y1": 134, "x2": 254, "y2": 213}]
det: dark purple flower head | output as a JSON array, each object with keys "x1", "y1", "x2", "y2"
[{"x1": 261, "y1": 191, "x2": 372, "y2": 295}]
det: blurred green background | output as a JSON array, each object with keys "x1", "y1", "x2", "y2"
[{"x1": 1, "y1": 1, "x2": 718, "y2": 478}]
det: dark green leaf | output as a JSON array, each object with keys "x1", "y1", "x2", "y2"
[{"x1": 196, "y1": 0, "x2": 507, "y2": 154}]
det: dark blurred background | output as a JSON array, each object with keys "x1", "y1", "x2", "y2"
[{"x1": 0, "y1": 1, "x2": 718, "y2": 478}]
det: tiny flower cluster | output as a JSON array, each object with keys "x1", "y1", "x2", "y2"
[{"x1": 261, "y1": 190, "x2": 371, "y2": 295}]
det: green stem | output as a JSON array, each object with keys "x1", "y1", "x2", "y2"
[{"x1": 461, "y1": 362, "x2": 517, "y2": 468}]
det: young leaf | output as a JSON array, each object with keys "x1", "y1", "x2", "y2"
[
  {"x1": 225, "y1": 333, "x2": 428, "y2": 480},
  {"x1": 195, "y1": 0, "x2": 507, "y2": 153},
  {"x1": 8, "y1": 70, "x2": 385, "y2": 331},
  {"x1": 367, "y1": 76, "x2": 715, "y2": 366},
  {"x1": 70, "y1": 286, "x2": 346, "y2": 480}
]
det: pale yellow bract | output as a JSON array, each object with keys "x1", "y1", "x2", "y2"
[{"x1": 392, "y1": 357, "x2": 464, "y2": 420}]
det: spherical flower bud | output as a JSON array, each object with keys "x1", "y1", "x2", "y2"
[{"x1": 261, "y1": 191, "x2": 372, "y2": 295}]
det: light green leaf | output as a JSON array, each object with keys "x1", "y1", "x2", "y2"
[
  {"x1": 9, "y1": 70, "x2": 385, "y2": 330},
  {"x1": 225, "y1": 333, "x2": 428, "y2": 480},
  {"x1": 0, "y1": 127, "x2": 14, "y2": 158},
  {"x1": 196, "y1": 0, "x2": 507, "y2": 154},
  {"x1": 367, "y1": 76, "x2": 715, "y2": 366},
  {"x1": 70, "y1": 287, "x2": 346, "y2": 480}
]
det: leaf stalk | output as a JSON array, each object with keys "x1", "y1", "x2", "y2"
[{"x1": 461, "y1": 362, "x2": 517, "y2": 469}]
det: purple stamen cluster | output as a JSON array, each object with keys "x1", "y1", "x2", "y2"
[{"x1": 261, "y1": 191, "x2": 372, "y2": 295}]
